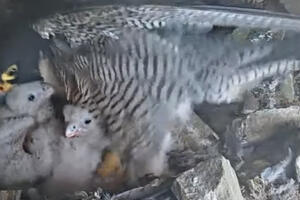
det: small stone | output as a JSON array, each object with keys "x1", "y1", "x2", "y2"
[
  {"x1": 280, "y1": 73, "x2": 295, "y2": 103},
  {"x1": 172, "y1": 111, "x2": 219, "y2": 154},
  {"x1": 171, "y1": 156, "x2": 244, "y2": 200},
  {"x1": 238, "y1": 106, "x2": 300, "y2": 143},
  {"x1": 168, "y1": 112, "x2": 220, "y2": 173}
]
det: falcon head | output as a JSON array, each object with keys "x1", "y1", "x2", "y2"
[{"x1": 63, "y1": 104, "x2": 98, "y2": 138}]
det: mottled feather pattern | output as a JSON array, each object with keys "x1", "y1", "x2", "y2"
[
  {"x1": 45, "y1": 29, "x2": 300, "y2": 152},
  {"x1": 51, "y1": 29, "x2": 300, "y2": 106},
  {"x1": 33, "y1": 5, "x2": 300, "y2": 48},
  {"x1": 33, "y1": 4, "x2": 300, "y2": 189}
]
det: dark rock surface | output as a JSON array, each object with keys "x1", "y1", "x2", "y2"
[{"x1": 172, "y1": 156, "x2": 243, "y2": 200}]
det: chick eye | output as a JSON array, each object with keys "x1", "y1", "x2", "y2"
[
  {"x1": 84, "y1": 119, "x2": 91, "y2": 124},
  {"x1": 28, "y1": 94, "x2": 35, "y2": 101}
]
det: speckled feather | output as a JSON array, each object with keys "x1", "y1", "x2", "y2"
[
  {"x1": 33, "y1": 5, "x2": 300, "y2": 48},
  {"x1": 46, "y1": 29, "x2": 300, "y2": 109}
]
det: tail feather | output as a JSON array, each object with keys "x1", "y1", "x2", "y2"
[
  {"x1": 97, "y1": 29, "x2": 300, "y2": 106},
  {"x1": 190, "y1": 36, "x2": 300, "y2": 104}
]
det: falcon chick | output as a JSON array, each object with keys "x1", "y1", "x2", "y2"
[
  {"x1": 37, "y1": 104, "x2": 111, "y2": 195},
  {"x1": 63, "y1": 104, "x2": 104, "y2": 138},
  {"x1": 0, "y1": 81, "x2": 59, "y2": 188},
  {"x1": 0, "y1": 81, "x2": 54, "y2": 121},
  {"x1": 62, "y1": 104, "x2": 173, "y2": 190}
]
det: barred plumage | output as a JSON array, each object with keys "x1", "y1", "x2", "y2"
[
  {"x1": 33, "y1": 5, "x2": 300, "y2": 48},
  {"x1": 37, "y1": 5, "x2": 300, "y2": 186},
  {"x1": 47, "y1": 29, "x2": 300, "y2": 106},
  {"x1": 42, "y1": 29, "x2": 300, "y2": 148}
]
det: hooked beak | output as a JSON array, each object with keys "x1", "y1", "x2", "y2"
[
  {"x1": 65, "y1": 131, "x2": 80, "y2": 138},
  {"x1": 65, "y1": 124, "x2": 82, "y2": 138}
]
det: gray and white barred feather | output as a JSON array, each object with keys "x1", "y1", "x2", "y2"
[
  {"x1": 46, "y1": 29, "x2": 300, "y2": 107},
  {"x1": 43, "y1": 29, "x2": 300, "y2": 164},
  {"x1": 33, "y1": 5, "x2": 300, "y2": 48},
  {"x1": 38, "y1": 8, "x2": 300, "y2": 185}
]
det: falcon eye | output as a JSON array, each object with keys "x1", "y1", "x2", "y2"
[
  {"x1": 28, "y1": 94, "x2": 35, "y2": 101},
  {"x1": 84, "y1": 119, "x2": 91, "y2": 124}
]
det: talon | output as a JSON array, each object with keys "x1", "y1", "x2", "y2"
[{"x1": 97, "y1": 151, "x2": 124, "y2": 178}]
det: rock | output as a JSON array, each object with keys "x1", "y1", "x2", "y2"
[
  {"x1": 223, "y1": 106, "x2": 300, "y2": 167},
  {"x1": 237, "y1": 106, "x2": 300, "y2": 144},
  {"x1": 295, "y1": 155, "x2": 300, "y2": 183},
  {"x1": 251, "y1": 73, "x2": 297, "y2": 110},
  {"x1": 172, "y1": 111, "x2": 219, "y2": 153},
  {"x1": 171, "y1": 156, "x2": 244, "y2": 200},
  {"x1": 111, "y1": 179, "x2": 176, "y2": 200},
  {"x1": 195, "y1": 102, "x2": 241, "y2": 135},
  {"x1": 280, "y1": 0, "x2": 300, "y2": 14},
  {"x1": 243, "y1": 177, "x2": 300, "y2": 200},
  {"x1": 251, "y1": 78, "x2": 280, "y2": 109},
  {"x1": 293, "y1": 71, "x2": 300, "y2": 102},
  {"x1": 232, "y1": 27, "x2": 285, "y2": 44},
  {"x1": 242, "y1": 92, "x2": 259, "y2": 114},
  {"x1": 279, "y1": 73, "x2": 295, "y2": 103},
  {"x1": 243, "y1": 177, "x2": 268, "y2": 200},
  {"x1": 223, "y1": 118, "x2": 249, "y2": 170},
  {"x1": 168, "y1": 112, "x2": 220, "y2": 172},
  {"x1": 267, "y1": 179, "x2": 300, "y2": 200},
  {"x1": 224, "y1": 106, "x2": 300, "y2": 183}
]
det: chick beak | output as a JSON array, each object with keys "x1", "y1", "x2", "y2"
[
  {"x1": 65, "y1": 125, "x2": 81, "y2": 138},
  {"x1": 65, "y1": 131, "x2": 79, "y2": 138}
]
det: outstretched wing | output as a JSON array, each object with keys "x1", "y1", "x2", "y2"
[{"x1": 33, "y1": 4, "x2": 300, "y2": 48}]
